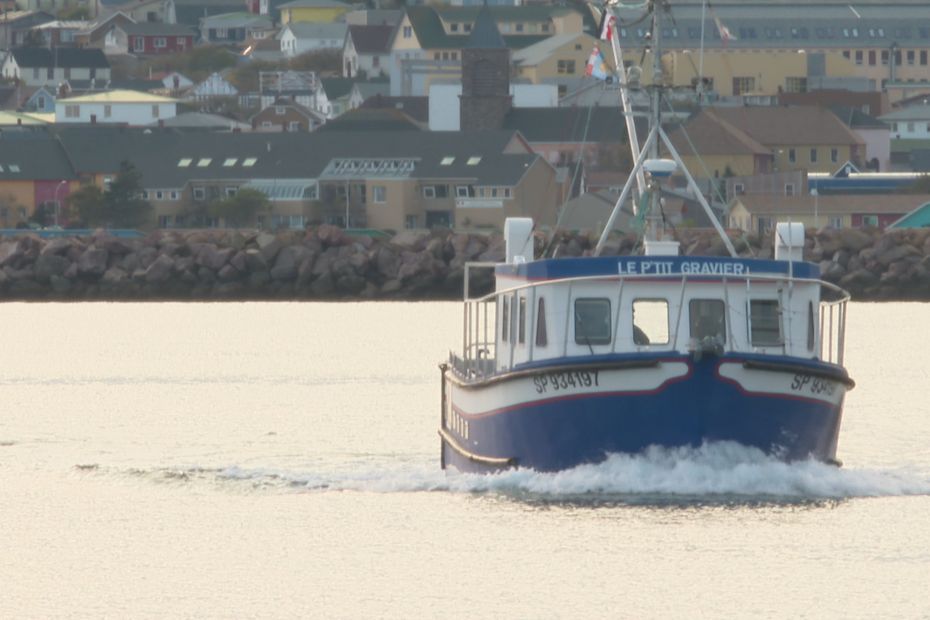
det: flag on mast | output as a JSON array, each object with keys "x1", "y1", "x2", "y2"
[
  {"x1": 585, "y1": 46, "x2": 610, "y2": 81},
  {"x1": 598, "y1": 13, "x2": 616, "y2": 40},
  {"x1": 714, "y1": 17, "x2": 737, "y2": 47}
]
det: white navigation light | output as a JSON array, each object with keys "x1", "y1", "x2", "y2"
[{"x1": 644, "y1": 159, "x2": 677, "y2": 178}]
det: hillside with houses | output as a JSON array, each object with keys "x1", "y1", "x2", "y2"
[{"x1": 0, "y1": 0, "x2": 929, "y2": 239}]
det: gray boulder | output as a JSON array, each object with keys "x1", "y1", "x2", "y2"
[
  {"x1": 77, "y1": 247, "x2": 109, "y2": 276},
  {"x1": 34, "y1": 254, "x2": 71, "y2": 281},
  {"x1": 144, "y1": 255, "x2": 175, "y2": 282}
]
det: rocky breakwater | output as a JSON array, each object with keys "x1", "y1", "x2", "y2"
[
  {"x1": 1, "y1": 225, "x2": 930, "y2": 301},
  {"x1": 0, "y1": 226, "x2": 507, "y2": 301}
]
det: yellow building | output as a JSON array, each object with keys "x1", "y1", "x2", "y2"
[
  {"x1": 279, "y1": 0, "x2": 351, "y2": 25},
  {"x1": 513, "y1": 32, "x2": 614, "y2": 84},
  {"x1": 390, "y1": 5, "x2": 587, "y2": 96},
  {"x1": 665, "y1": 106, "x2": 865, "y2": 179},
  {"x1": 728, "y1": 194, "x2": 930, "y2": 233}
]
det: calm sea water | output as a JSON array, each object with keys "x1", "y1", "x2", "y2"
[{"x1": 1, "y1": 301, "x2": 929, "y2": 619}]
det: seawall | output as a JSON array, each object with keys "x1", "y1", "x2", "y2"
[{"x1": 1, "y1": 225, "x2": 929, "y2": 301}]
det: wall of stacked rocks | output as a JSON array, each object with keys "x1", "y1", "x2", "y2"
[{"x1": 1, "y1": 225, "x2": 928, "y2": 301}]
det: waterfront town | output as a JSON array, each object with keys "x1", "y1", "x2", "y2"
[{"x1": 1, "y1": 0, "x2": 930, "y2": 299}]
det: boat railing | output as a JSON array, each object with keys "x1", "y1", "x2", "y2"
[
  {"x1": 819, "y1": 282, "x2": 849, "y2": 366},
  {"x1": 454, "y1": 263, "x2": 850, "y2": 381}
]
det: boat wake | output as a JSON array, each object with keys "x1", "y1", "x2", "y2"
[{"x1": 75, "y1": 443, "x2": 930, "y2": 503}]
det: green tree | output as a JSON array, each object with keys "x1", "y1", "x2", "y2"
[
  {"x1": 104, "y1": 161, "x2": 152, "y2": 228},
  {"x1": 68, "y1": 184, "x2": 106, "y2": 226},
  {"x1": 900, "y1": 174, "x2": 930, "y2": 194},
  {"x1": 208, "y1": 188, "x2": 271, "y2": 228},
  {"x1": 288, "y1": 50, "x2": 342, "y2": 75}
]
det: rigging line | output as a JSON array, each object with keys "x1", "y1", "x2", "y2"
[
  {"x1": 542, "y1": 96, "x2": 598, "y2": 258},
  {"x1": 662, "y1": 96, "x2": 728, "y2": 209}
]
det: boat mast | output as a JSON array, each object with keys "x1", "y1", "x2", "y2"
[
  {"x1": 645, "y1": 0, "x2": 663, "y2": 244},
  {"x1": 595, "y1": 0, "x2": 737, "y2": 257}
]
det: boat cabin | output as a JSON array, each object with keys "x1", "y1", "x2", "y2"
[{"x1": 454, "y1": 220, "x2": 847, "y2": 380}]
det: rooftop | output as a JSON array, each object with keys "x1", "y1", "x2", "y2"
[{"x1": 59, "y1": 89, "x2": 178, "y2": 104}]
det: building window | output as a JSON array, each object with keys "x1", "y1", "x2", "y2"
[
  {"x1": 557, "y1": 60, "x2": 576, "y2": 74},
  {"x1": 574, "y1": 298, "x2": 611, "y2": 345},
  {"x1": 732, "y1": 76, "x2": 755, "y2": 95},
  {"x1": 785, "y1": 183, "x2": 796, "y2": 196},
  {"x1": 881, "y1": 50, "x2": 889, "y2": 65},
  {"x1": 518, "y1": 296, "x2": 526, "y2": 344},
  {"x1": 689, "y1": 299, "x2": 726, "y2": 343},
  {"x1": 226, "y1": 187, "x2": 238, "y2": 197},
  {"x1": 831, "y1": 148, "x2": 838, "y2": 163},
  {"x1": 749, "y1": 299, "x2": 782, "y2": 346},
  {"x1": 32, "y1": 68, "x2": 39, "y2": 80},
  {"x1": 855, "y1": 50, "x2": 863, "y2": 65},
  {"x1": 261, "y1": 121, "x2": 272, "y2": 128},
  {"x1": 288, "y1": 121, "x2": 300, "y2": 131},
  {"x1": 134, "y1": 37, "x2": 144, "y2": 52},
  {"x1": 868, "y1": 50, "x2": 876, "y2": 65},
  {"x1": 862, "y1": 215, "x2": 879, "y2": 227},
  {"x1": 405, "y1": 215, "x2": 417, "y2": 229},
  {"x1": 501, "y1": 297, "x2": 509, "y2": 342},
  {"x1": 503, "y1": 188, "x2": 512, "y2": 198},
  {"x1": 170, "y1": 191, "x2": 179, "y2": 200},
  {"x1": 455, "y1": 185, "x2": 469, "y2": 198},
  {"x1": 275, "y1": 106, "x2": 285, "y2": 115},
  {"x1": 152, "y1": 105, "x2": 159, "y2": 118},
  {"x1": 788, "y1": 148, "x2": 796, "y2": 164},
  {"x1": 422, "y1": 186, "x2": 436, "y2": 198},
  {"x1": 65, "y1": 104, "x2": 80, "y2": 118},
  {"x1": 104, "y1": 104, "x2": 112, "y2": 118},
  {"x1": 785, "y1": 77, "x2": 807, "y2": 93},
  {"x1": 154, "y1": 37, "x2": 167, "y2": 48},
  {"x1": 373, "y1": 185, "x2": 386, "y2": 203},
  {"x1": 810, "y1": 148, "x2": 818, "y2": 163},
  {"x1": 403, "y1": 25, "x2": 411, "y2": 38},
  {"x1": 450, "y1": 22, "x2": 459, "y2": 33},
  {"x1": 155, "y1": 190, "x2": 164, "y2": 200},
  {"x1": 193, "y1": 187, "x2": 205, "y2": 200},
  {"x1": 829, "y1": 216, "x2": 842, "y2": 228},
  {"x1": 921, "y1": 50, "x2": 928, "y2": 66},
  {"x1": 733, "y1": 182, "x2": 745, "y2": 195}
]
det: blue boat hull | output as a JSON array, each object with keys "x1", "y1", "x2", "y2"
[{"x1": 441, "y1": 355, "x2": 849, "y2": 473}]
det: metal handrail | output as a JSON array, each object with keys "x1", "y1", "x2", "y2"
[{"x1": 455, "y1": 265, "x2": 851, "y2": 379}]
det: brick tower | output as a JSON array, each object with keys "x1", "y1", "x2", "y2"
[{"x1": 459, "y1": 3, "x2": 512, "y2": 131}]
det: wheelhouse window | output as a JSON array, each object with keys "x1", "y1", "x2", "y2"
[
  {"x1": 501, "y1": 297, "x2": 509, "y2": 342},
  {"x1": 574, "y1": 298, "x2": 611, "y2": 345},
  {"x1": 535, "y1": 298, "x2": 547, "y2": 346},
  {"x1": 632, "y1": 299, "x2": 669, "y2": 345},
  {"x1": 807, "y1": 301, "x2": 816, "y2": 352},
  {"x1": 689, "y1": 299, "x2": 726, "y2": 343},
  {"x1": 749, "y1": 299, "x2": 782, "y2": 346},
  {"x1": 518, "y1": 297, "x2": 526, "y2": 344}
]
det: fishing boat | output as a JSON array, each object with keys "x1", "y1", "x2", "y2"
[{"x1": 438, "y1": 0, "x2": 854, "y2": 473}]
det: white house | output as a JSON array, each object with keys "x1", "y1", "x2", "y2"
[
  {"x1": 342, "y1": 24, "x2": 393, "y2": 78},
  {"x1": 881, "y1": 101, "x2": 930, "y2": 141},
  {"x1": 55, "y1": 90, "x2": 178, "y2": 125},
  {"x1": 1, "y1": 48, "x2": 110, "y2": 87},
  {"x1": 278, "y1": 22, "x2": 347, "y2": 57},
  {"x1": 190, "y1": 72, "x2": 238, "y2": 100}
]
